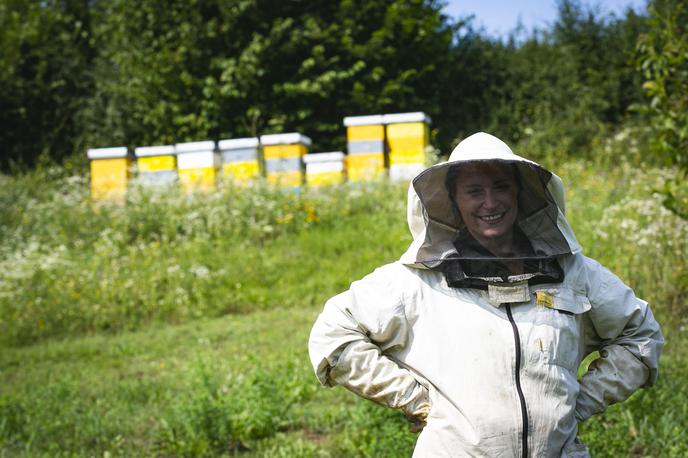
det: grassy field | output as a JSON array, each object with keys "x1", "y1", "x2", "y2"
[{"x1": 1, "y1": 157, "x2": 687, "y2": 456}]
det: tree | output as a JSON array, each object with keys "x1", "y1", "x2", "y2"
[
  {"x1": 0, "y1": 0, "x2": 94, "y2": 170},
  {"x1": 477, "y1": 0, "x2": 648, "y2": 162},
  {"x1": 636, "y1": 0, "x2": 688, "y2": 217},
  {"x1": 82, "y1": 0, "x2": 456, "y2": 153}
]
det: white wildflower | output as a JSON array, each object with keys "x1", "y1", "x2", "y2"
[{"x1": 190, "y1": 265, "x2": 210, "y2": 277}]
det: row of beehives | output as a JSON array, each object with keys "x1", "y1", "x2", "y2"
[{"x1": 87, "y1": 112, "x2": 430, "y2": 201}]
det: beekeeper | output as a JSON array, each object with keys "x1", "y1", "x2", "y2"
[{"x1": 308, "y1": 132, "x2": 664, "y2": 457}]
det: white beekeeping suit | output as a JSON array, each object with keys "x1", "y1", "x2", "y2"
[{"x1": 309, "y1": 132, "x2": 663, "y2": 457}]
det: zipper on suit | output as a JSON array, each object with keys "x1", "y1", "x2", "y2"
[{"x1": 506, "y1": 304, "x2": 529, "y2": 458}]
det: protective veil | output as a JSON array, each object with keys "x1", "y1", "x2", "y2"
[{"x1": 308, "y1": 132, "x2": 663, "y2": 457}]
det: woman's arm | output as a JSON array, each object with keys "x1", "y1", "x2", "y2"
[
  {"x1": 575, "y1": 256, "x2": 664, "y2": 422},
  {"x1": 308, "y1": 264, "x2": 430, "y2": 423}
]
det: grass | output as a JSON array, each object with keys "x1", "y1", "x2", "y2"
[
  {"x1": 1, "y1": 303, "x2": 687, "y2": 456},
  {"x1": 1, "y1": 156, "x2": 687, "y2": 456},
  {"x1": 0, "y1": 176, "x2": 408, "y2": 346}
]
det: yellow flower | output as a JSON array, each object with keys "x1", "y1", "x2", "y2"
[{"x1": 305, "y1": 205, "x2": 319, "y2": 223}]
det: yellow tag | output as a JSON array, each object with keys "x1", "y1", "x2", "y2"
[{"x1": 536, "y1": 291, "x2": 554, "y2": 308}]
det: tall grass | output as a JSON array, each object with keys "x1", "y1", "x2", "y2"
[
  {"x1": 2, "y1": 157, "x2": 685, "y2": 346},
  {"x1": 1, "y1": 173, "x2": 407, "y2": 346}
]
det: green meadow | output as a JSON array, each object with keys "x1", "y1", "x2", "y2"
[{"x1": 1, "y1": 154, "x2": 687, "y2": 457}]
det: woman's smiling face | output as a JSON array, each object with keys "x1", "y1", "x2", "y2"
[{"x1": 453, "y1": 162, "x2": 519, "y2": 256}]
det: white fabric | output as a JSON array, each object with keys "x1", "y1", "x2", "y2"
[
  {"x1": 309, "y1": 256, "x2": 663, "y2": 457},
  {"x1": 308, "y1": 132, "x2": 663, "y2": 457}
]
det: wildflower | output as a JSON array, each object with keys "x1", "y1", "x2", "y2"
[
  {"x1": 190, "y1": 265, "x2": 210, "y2": 277},
  {"x1": 305, "y1": 205, "x2": 319, "y2": 224},
  {"x1": 276, "y1": 213, "x2": 294, "y2": 225},
  {"x1": 167, "y1": 265, "x2": 180, "y2": 274}
]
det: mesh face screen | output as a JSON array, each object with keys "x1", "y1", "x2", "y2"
[{"x1": 411, "y1": 159, "x2": 571, "y2": 287}]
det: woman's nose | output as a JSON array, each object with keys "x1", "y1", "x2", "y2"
[{"x1": 483, "y1": 190, "x2": 497, "y2": 208}]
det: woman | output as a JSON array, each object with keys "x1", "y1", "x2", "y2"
[{"x1": 308, "y1": 132, "x2": 663, "y2": 457}]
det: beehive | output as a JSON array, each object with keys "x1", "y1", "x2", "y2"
[
  {"x1": 87, "y1": 147, "x2": 131, "y2": 203},
  {"x1": 134, "y1": 145, "x2": 177, "y2": 186},
  {"x1": 343, "y1": 114, "x2": 385, "y2": 182},
  {"x1": 303, "y1": 152, "x2": 346, "y2": 187},
  {"x1": 175, "y1": 141, "x2": 218, "y2": 192},
  {"x1": 260, "y1": 133, "x2": 310, "y2": 187},
  {"x1": 218, "y1": 138, "x2": 261, "y2": 183},
  {"x1": 384, "y1": 112, "x2": 431, "y2": 181}
]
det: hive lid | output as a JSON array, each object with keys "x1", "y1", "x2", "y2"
[
  {"x1": 175, "y1": 141, "x2": 216, "y2": 153},
  {"x1": 87, "y1": 147, "x2": 128, "y2": 159},
  {"x1": 343, "y1": 114, "x2": 385, "y2": 127},
  {"x1": 177, "y1": 151, "x2": 218, "y2": 169},
  {"x1": 383, "y1": 112, "x2": 431, "y2": 125},
  {"x1": 134, "y1": 145, "x2": 176, "y2": 157},
  {"x1": 303, "y1": 152, "x2": 345, "y2": 163},
  {"x1": 260, "y1": 133, "x2": 312, "y2": 146},
  {"x1": 218, "y1": 137, "x2": 260, "y2": 150}
]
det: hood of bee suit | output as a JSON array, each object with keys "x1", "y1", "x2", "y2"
[{"x1": 400, "y1": 132, "x2": 581, "y2": 269}]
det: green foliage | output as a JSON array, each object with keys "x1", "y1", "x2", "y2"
[
  {"x1": 0, "y1": 172, "x2": 407, "y2": 346},
  {"x1": 330, "y1": 401, "x2": 417, "y2": 456},
  {"x1": 485, "y1": 0, "x2": 647, "y2": 162},
  {"x1": 156, "y1": 359, "x2": 316, "y2": 456},
  {"x1": 1, "y1": 0, "x2": 667, "y2": 169},
  {"x1": 636, "y1": 0, "x2": 688, "y2": 169},
  {"x1": 0, "y1": 0, "x2": 94, "y2": 169},
  {"x1": 635, "y1": 0, "x2": 688, "y2": 218},
  {"x1": 559, "y1": 159, "x2": 688, "y2": 324},
  {"x1": 0, "y1": 381, "x2": 123, "y2": 454},
  {"x1": 82, "y1": 0, "x2": 221, "y2": 147},
  {"x1": 0, "y1": 396, "x2": 28, "y2": 449},
  {"x1": 2, "y1": 154, "x2": 686, "y2": 346},
  {"x1": 0, "y1": 0, "x2": 458, "y2": 168},
  {"x1": 79, "y1": 0, "x2": 455, "y2": 153}
]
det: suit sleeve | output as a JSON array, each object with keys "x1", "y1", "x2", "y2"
[
  {"x1": 308, "y1": 264, "x2": 430, "y2": 420},
  {"x1": 575, "y1": 257, "x2": 664, "y2": 422}
]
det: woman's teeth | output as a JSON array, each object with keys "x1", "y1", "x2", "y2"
[{"x1": 478, "y1": 212, "x2": 505, "y2": 222}]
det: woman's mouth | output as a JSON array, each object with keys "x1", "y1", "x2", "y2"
[{"x1": 477, "y1": 212, "x2": 506, "y2": 223}]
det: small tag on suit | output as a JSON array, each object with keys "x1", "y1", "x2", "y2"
[{"x1": 488, "y1": 282, "x2": 530, "y2": 306}]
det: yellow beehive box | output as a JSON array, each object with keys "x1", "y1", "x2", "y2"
[
  {"x1": 138, "y1": 155, "x2": 176, "y2": 171},
  {"x1": 175, "y1": 141, "x2": 218, "y2": 193},
  {"x1": 218, "y1": 138, "x2": 261, "y2": 183},
  {"x1": 134, "y1": 145, "x2": 177, "y2": 186},
  {"x1": 224, "y1": 161, "x2": 260, "y2": 181},
  {"x1": 304, "y1": 152, "x2": 346, "y2": 187},
  {"x1": 260, "y1": 133, "x2": 311, "y2": 187},
  {"x1": 87, "y1": 147, "x2": 131, "y2": 203},
  {"x1": 386, "y1": 121, "x2": 428, "y2": 140},
  {"x1": 384, "y1": 112, "x2": 431, "y2": 181},
  {"x1": 386, "y1": 149, "x2": 426, "y2": 164},
  {"x1": 262, "y1": 143, "x2": 308, "y2": 160},
  {"x1": 347, "y1": 124, "x2": 385, "y2": 141},
  {"x1": 266, "y1": 170, "x2": 303, "y2": 187},
  {"x1": 344, "y1": 115, "x2": 386, "y2": 182},
  {"x1": 344, "y1": 115, "x2": 385, "y2": 141},
  {"x1": 346, "y1": 152, "x2": 385, "y2": 182}
]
